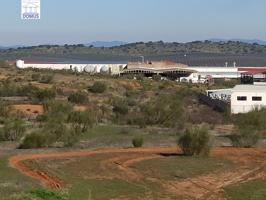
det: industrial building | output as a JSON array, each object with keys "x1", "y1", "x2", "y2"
[
  {"x1": 121, "y1": 61, "x2": 195, "y2": 79},
  {"x1": 207, "y1": 84, "x2": 266, "y2": 114},
  {"x1": 16, "y1": 60, "x2": 266, "y2": 83},
  {"x1": 16, "y1": 60, "x2": 127, "y2": 75},
  {"x1": 231, "y1": 84, "x2": 266, "y2": 114}
]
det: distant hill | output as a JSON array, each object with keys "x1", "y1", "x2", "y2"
[
  {"x1": 2, "y1": 40, "x2": 266, "y2": 66},
  {"x1": 0, "y1": 46, "x2": 8, "y2": 50},
  {"x1": 0, "y1": 45, "x2": 26, "y2": 50},
  {"x1": 85, "y1": 41, "x2": 128, "y2": 47},
  {"x1": 209, "y1": 39, "x2": 266, "y2": 46}
]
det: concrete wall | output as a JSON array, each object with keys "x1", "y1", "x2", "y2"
[{"x1": 231, "y1": 91, "x2": 266, "y2": 114}]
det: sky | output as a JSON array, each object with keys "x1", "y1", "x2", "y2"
[{"x1": 0, "y1": 0, "x2": 266, "y2": 46}]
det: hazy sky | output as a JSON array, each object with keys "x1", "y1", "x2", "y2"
[{"x1": 0, "y1": 0, "x2": 266, "y2": 46}]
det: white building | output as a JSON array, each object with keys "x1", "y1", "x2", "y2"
[
  {"x1": 16, "y1": 60, "x2": 127, "y2": 75},
  {"x1": 231, "y1": 85, "x2": 266, "y2": 114},
  {"x1": 187, "y1": 67, "x2": 239, "y2": 79}
]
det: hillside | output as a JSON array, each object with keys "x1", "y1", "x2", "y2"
[{"x1": 1, "y1": 41, "x2": 266, "y2": 66}]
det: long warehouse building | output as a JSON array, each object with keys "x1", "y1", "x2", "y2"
[{"x1": 16, "y1": 60, "x2": 266, "y2": 80}]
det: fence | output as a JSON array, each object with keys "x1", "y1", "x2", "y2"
[{"x1": 198, "y1": 93, "x2": 229, "y2": 112}]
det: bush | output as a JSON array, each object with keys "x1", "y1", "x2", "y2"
[
  {"x1": 20, "y1": 133, "x2": 47, "y2": 149},
  {"x1": 30, "y1": 189, "x2": 67, "y2": 200},
  {"x1": 132, "y1": 136, "x2": 144, "y2": 148},
  {"x1": 126, "y1": 98, "x2": 137, "y2": 107},
  {"x1": 153, "y1": 74, "x2": 162, "y2": 81},
  {"x1": 113, "y1": 99, "x2": 129, "y2": 115},
  {"x1": 62, "y1": 128, "x2": 80, "y2": 147},
  {"x1": 2, "y1": 119, "x2": 26, "y2": 141},
  {"x1": 68, "y1": 110, "x2": 97, "y2": 133},
  {"x1": 31, "y1": 73, "x2": 41, "y2": 81},
  {"x1": 0, "y1": 101, "x2": 11, "y2": 118},
  {"x1": 88, "y1": 82, "x2": 107, "y2": 93},
  {"x1": 43, "y1": 100, "x2": 72, "y2": 119},
  {"x1": 34, "y1": 88, "x2": 56, "y2": 102},
  {"x1": 39, "y1": 74, "x2": 54, "y2": 84},
  {"x1": 68, "y1": 92, "x2": 88, "y2": 104},
  {"x1": 178, "y1": 125, "x2": 210, "y2": 156},
  {"x1": 233, "y1": 109, "x2": 266, "y2": 131},
  {"x1": 228, "y1": 128, "x2": 259, "y2": 148},
  {"x1": 139, "y1": 93, "x2": 185, "y2": 128}
]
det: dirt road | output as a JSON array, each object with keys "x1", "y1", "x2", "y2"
[{"x1": 9, "y1": 147, "x2": 266, "y2": 200}]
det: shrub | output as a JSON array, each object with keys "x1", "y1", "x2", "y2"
[
  {"x1": 88, "y1": 82, "x2": 107, "y2": 93},
  {"x1": 233, "y1": 109, "x2": 266, "y2": 131},
  {"x1": 43, "y1": 121, "x2": 67, "y2": 141},
  {"x1": 178, "y1": 125, "x2": 210, "y2": 156},
  {"x1": 30, "y1": 189, "x2": 67, "y2": 200},
  {"x1": 39, "y1": 74, "x2": 54, "y2": 84},
  {"x1": 0, "y1": 101, "x2": 11, "y2": 118},
  {"x1": 68, "y1": 110, "x2": 97, "y2": 133},
  {"x1": 31, "y1": 73, "x2": 41, "y2": 81},
  {"x1": 112, "y1": 98, "x2": 129, "y2": 116},
  {"x1": 43, "y1": 100, "x2": 73, "y2": 122},
  {"x1": 20, "y1": 133, "x2": 47, "y2": 149},
  {"x1": 153, "y1": 74, "x2": 162, "y2": 81},
  {"x1": 2, "y1": 119, "x2": 26, "y2": 141},
  {"x1": 68, "y1": 92, "x2": 88, "y2": 104},
  {"x1": 62, "y1": 128, "x2": 80, "y2": 147},
  {"x1": 228, "y1": 128, "x2": 259, "y2": 148},
  {"x1": 132, "y1": 136, "x2": 144, "y2": 148},
  {"x1": 33, "y1": 88, "x2": 56, "y2": 102},
  {"x1": 139, "y1": 93, "x2": 185, "y2": 128},
  {"x1": 126, "y1": 98, "x2": 137, "y2": 107}
]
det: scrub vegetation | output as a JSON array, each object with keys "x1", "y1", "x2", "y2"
[{"x1": 1, "y1": 62, "x2": 266, "y2": 200}]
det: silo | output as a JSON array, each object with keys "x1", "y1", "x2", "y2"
[
  {"x1": 100, "y1": 65, "x2": 110, "y2": 74},
  {"x1": 16, "y1": 60, "x2": 25, "y2": 68},
  {"x1": 84, "y1": 65, "x2": 96, "y2": 73}
]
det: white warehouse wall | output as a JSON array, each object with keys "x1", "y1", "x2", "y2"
[
  {"x1": 231, "y1": 90, "x2": 266, "y2": 114},
  {"x1": 16, "y1": 60, "x2": 127, "y2": 75},
  {"x1": 187, "y1": 67, "x2": 240, "y2": 78}
]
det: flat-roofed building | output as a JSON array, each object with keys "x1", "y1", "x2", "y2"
[{"x1": 231, "y1": 85, "x2": 266, "y2": 114}]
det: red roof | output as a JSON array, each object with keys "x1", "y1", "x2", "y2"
[{"x1": 238, "y1": 67, "x2": 266, "y2": 75}]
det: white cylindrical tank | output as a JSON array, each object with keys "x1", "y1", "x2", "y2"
[
  {"x1": 100, "y1": 65, "x2": 110, "y2": 74},
  {"x1": 16, "y1": 60, "x2": 25, "y2": 68},
  {"x1": 84, "y1": 65, "x2": 96, "y2": 73}
]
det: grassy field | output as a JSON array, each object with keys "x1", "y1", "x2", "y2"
[
  {"x1": 225, "y1": 180, "x2": 266, "y2": 200},
  {"x1": 0, "y1": 156, "x2": 40, "y2": 199},
  {"x1": 21, "y1": 152, "x2": 233, "y2": 200},
  {"x1": 134, "y1": 156, "x2": 232, "y2": 180},
  {"x1": 79, "y1": 124, "x2": 177, "y2": 148}
]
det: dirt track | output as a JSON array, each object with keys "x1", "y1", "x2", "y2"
[{"x1": 9, "y1": 147, "x2": 266, "y2": 200}]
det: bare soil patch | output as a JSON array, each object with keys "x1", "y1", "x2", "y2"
[{"x1": 12, "y1": 104, "x2": 44, "y2": 116}]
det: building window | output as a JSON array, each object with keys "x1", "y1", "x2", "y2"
[
  {"x1": 252, "y1": 96, "x2": 262, "y2": 101},
  {"x1": 237, "y1": 96, "x2": 247, "y2": 101}
]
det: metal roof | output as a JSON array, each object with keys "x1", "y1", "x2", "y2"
[
  {"x1": 233, "y1": 85, "x2": 266, "y2": 92},
  {"x1": 238, "y1": 67, "x2": 266, "y2": 75}
]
